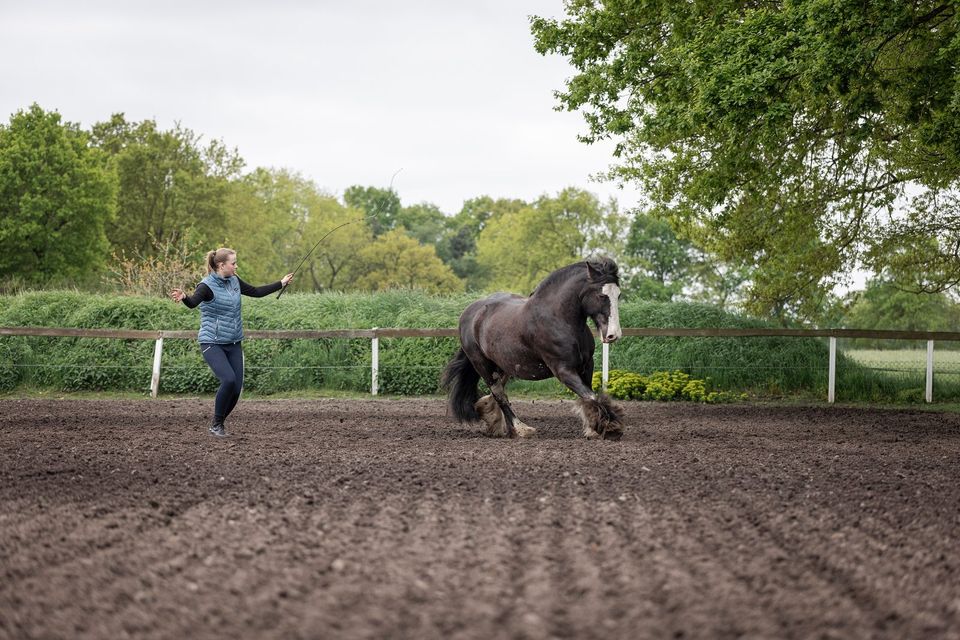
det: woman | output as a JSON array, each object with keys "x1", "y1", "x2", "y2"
[{"x1": 170, "y1": 248, "x2": 293, "y2": 438}]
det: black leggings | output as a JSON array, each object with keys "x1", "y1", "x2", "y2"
[{"x1": 200, "y1": 342, "x2": 244, "y2": 421}]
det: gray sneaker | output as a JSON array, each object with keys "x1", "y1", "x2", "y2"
[{"x1": 209, "y1": 422, "x2": 228, "y2": 438}]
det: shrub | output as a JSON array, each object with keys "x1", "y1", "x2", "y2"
[
  {"x1": 593, "y1": 369, "x2": 744, "y2": 403},
  {"x1": 380, "y1": 337, "x2": 459, "y2": 396},
  {"x1": 0, "y1": 290, "x2": 885, "y2": 400},
  {"x1": 104, "y1": 235, "x2": 205, "y2": 298},
  {"x1": 604, "y1": 370, "x2": 647, "y2": 400},
  {"x1": 0, "y1": 338, "x2": 30, "y2": 392}
]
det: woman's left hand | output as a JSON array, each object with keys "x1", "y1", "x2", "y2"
[{"x1": 281, "y1": 273, "x2": 294, "y2": 287}]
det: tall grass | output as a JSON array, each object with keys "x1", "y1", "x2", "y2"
[{"x1": 0, "y1": 290, "x2": 956, "y2": 402}]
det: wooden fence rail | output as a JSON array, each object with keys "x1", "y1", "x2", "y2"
[{"x1": 2, "y1": 326, "x2": 958, "y2": 402}]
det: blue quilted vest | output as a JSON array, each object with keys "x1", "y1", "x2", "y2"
[{"x1": 197, "y1": 273, "x2": 243, "y2": 343}]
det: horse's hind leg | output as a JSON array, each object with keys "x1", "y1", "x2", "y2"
[
  {"x1": 474, "y1": 393, "x2": 508, "y2": 437},
  {"x1": 476, "y1": 372, "x2": 536, "y2": 439}
]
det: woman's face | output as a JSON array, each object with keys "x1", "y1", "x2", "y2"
[{"x1": 218, "y1": 254, "x2": 238, "y2": 278}]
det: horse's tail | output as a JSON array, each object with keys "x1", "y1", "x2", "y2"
[{"x1": 441, "y1": 348, "x2": 481, "y2": 423}]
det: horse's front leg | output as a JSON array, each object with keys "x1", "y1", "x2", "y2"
[
  {"x1": 476, "y1": 372, "x2": 536, "y2": 439},
  {"x1": 553, "y1": 366, "x2": 624, "y2": 441}
]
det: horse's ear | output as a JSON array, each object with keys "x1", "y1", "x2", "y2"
[
  {"x1": 586, "y1": 260, "x2": 601, "y2": 281},
  {"x1": 586, "y1": 257, "x2": 618, "y2": 283}
]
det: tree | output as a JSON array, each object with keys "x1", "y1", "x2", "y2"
[
  {"x1": 844, "y1": 273, "x2": 960, "y2": 345},
  {"x1": 90, "y1": 114, "x2": 243, "y2": 258},
  {"x1": 532, "y1": 1, "x2": 960, "y2": 321},
  {"x1": 0, "y1": 104, "x2": 116, "y2": 285},
  {"x1": 301, "y1": 200, "x2": 372, "y2": 292},
  {"x1": 221, "y1": 169, "x2": 313, "y2": 286},
  {"x1": 435, "y1": 196, "x2": 528, "y2": 290},
  {"x1": 222, "y1": 168, "x2": 372, "y2": 291},
  {"x1": 355, "y1": 228, "x2": 464, "y2": 294},
  {"x1": 343, "y1": 185, "x2": 401, "y2": 236},
  {"x1": 623, "y1": 212, "x2": 693, "y2": 301},
  {"x1": 396, "y1": 202, "x2": 447, "y2": 246},
  {"x1": 686, "y1": 260, "x2": 752, "y2": 312},
  {"x1": 476, "y1": 188, "x2": 623, "y2": 293}
]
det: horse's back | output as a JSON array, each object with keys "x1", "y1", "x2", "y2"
[
  {"x1": 459, "y1": 292, "x2": 528, "y2": 346},
  {"x1": 460, "y1": 292, "x2": 526, "y2": 327}
]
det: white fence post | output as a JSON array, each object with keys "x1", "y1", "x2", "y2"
[
  {"x1": 150, "y1": 335, "x2": 164, "y2": 398},
  {"x1": 602, "y1": 341, "x2": 610, "y2": 391},
  {"x1": 926, "y1": 340, "x2": 934, "y2": 403},
  {"x1": 828, "y1": 336, "x2": 836, "y2": 404},
  {"x1": 371, "y1": 329, "x2": 379, "y2": 396}
]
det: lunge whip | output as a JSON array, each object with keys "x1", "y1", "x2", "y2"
[{"x1": 277, "y1": 168, "x2": 403, "y2": 299}]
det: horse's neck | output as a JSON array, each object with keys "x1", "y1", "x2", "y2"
[{"x1": 530, "y1": 276, "x2": 586, "y2": 320}]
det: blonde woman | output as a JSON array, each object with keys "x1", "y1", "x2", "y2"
[{"x1": 170, "y1": 248, "x2": 293, "y2": 437}]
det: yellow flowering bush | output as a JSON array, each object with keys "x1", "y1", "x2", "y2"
[{"x1": 592, "y1": 369, "x2": 744, "y2": 403}]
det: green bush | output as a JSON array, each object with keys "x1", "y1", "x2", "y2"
[
  {"x1": 604, "y1": 370, "x2": 647, "y2": 400},
  {"x1": 55, "y1": 339, "x2": 151, "y2": 392},
  {"x1": 0, "y1": 338, "x2": 30, "y2": 392},
  {"x1": 380, "y1": 337, "x2": 459, "y2": 396}
]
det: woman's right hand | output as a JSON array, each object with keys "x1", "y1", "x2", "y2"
[{"x1": 170, "y1": 288, "x2": 185, "y2": 303}]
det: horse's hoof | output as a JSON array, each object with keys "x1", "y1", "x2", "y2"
[
  {"x1": 601, "y1": 430, "x2": 623, "y2": 441},
  {"x1": 513, "y1": 421, "x2": 537, "y2": 438},
  {"x1": 583, "y1": 427, "x2": 601, "y2": 440}
]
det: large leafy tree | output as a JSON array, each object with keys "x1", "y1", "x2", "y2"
[
  {"x1": 843, "y1": 272, "x2": 960, "y2": 347},
  {"x1": 355, "y1": 228, "x2": 464, "y2": 293},
  {"x1": 624, "y1": 212, "x2": 694, "y2": 301},
  {"x1": 396, "y1": 202, "x2": 447, "y2": 246},
  {"x1": 224, "y1": 169, "x2": 373, "y2": 291},
  {"x1": 222, "y1": 169, "x2": 315, "y2": 286},
  {"x1": 90, "y1": 114, "x2": 244, "y2": 258},
  {"x1": 436, "y1": 196, "x2": 528, "y2": 290},
  {"x1": 476, "y1": 188, "x2": 623, "y2": 293},
  {"x1": 0, "y1": 104, "x2": 116, "y2": 285},
  {"x1": 300, "y1": 200, "x2": 372, "y2": 292},
  {"x1": 532, "y1": 1, "x2": 960, "y2": 321},
  {"x1": 343, "y1": 185, "x2": 401, "y2": 236}
]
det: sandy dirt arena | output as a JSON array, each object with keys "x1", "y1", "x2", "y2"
[{"x1": 1, "y1": 397, "x2": 959, "y2": 639}]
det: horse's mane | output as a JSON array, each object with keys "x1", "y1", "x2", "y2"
[
  {"x1": 530, "y1": 257, "x2": 620, "y2": 296},
  {"x1": 585, "y1": 256, "x2": 620, "y2": 286}
]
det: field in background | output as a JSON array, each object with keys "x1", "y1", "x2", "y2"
[
  {"x1": 845, "y1": 348, "x2": 960, "y2": 372},
  {"x1": 845, "y1": 348, "x2": 960, "y2": 383}
]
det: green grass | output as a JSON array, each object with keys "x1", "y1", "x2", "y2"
[
  {"x1": 845, "y1": 348, "x2": 960, "y2": 372},
  {"x1": 835, "y1": 348, "x2": 960, "y2": 403}
]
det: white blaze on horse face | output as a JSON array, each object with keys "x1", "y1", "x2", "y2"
[{"x1": 601, "y1": 283, "x2": 622, "y2": 342}]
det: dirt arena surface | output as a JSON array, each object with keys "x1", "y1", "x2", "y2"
[{"x1": 1, "y1": 398, "x2": 959, "y2": 640}]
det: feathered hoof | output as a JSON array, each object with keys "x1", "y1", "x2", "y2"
[
  {"x1": 577, "y1": 393, "x2": 625, "y2": 441},
  {"x1": 513, "y1": 420, "x2": 537, "y2": 438},
  {"x1": 475, "y1": 395, "x2": 508, "y2": 438}
]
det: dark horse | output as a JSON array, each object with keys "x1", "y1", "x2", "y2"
[{"x1": 441, "y1": 257, "x2": 625, "y2": 440}]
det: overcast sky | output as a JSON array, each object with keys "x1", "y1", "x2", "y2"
[{"x1": 0, "y1": 1, "x2": 644, "y2": 215}]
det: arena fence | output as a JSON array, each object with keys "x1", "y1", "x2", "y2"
[{"x1": 1, "y1": 326, "x2": 958, "y2": 402}]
